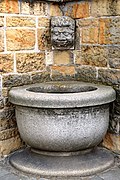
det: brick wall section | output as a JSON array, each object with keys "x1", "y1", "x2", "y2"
[{"x1": 0, "y1": 0, "x2": 120, "y2": 156}]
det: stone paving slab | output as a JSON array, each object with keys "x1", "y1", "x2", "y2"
[{"x1": 0, "y1": 152, "x2": 120, "y2": 180}]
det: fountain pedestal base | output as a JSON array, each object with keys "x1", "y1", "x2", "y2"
[{"x1": 9, "y1": 147, "x2": 114, "y2": 177}]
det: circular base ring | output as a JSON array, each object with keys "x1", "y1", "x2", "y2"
[{"x1": 9, "y1": 147, "x2": 114, "y2": 177}]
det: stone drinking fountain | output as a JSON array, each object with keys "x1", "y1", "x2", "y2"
[{"x1": 9, "y1": 16, "x2": 116, "y2": 177}]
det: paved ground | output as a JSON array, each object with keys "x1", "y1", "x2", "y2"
[{"x1": 0, "y1": 149, "x2": 120, "y2": 180}]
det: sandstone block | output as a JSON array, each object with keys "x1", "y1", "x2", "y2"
[
  {"x1": 19, "y1": 1, "x2": 30, "y2": 14},
  {"x1": 31, "y1": 2, "x2": 48, "y2": 16},
  {"x1": 6, "y1": 29, "x2": 35, "y2": 51},
  {"x1": 0, "y1": 135, "x2": 22, "y2": 157},
  {"x1": 102, "y1": 132, "x2": 120, "y2": 154},
  {"x1": 31, "y1": 71, "x2": 51, "y2": 84},
  {"x1": 75, "y1": 46, "x2": 108, "y2": 67},
  {"x1": 0, "y1": 30, "x2": 4, "y2": 52},
  {"x1": 0, "y1": 128, "x2": 19, "y2": 141},
  {"x1": 38, "y1": 17, "x2": 50, "y2": 27},
  {"x1": 2, "y1": 87, "x2": 10, "y2": 97},
  {"x1": 45, "y1": 51, "x2": 53, "y2": 65},
  {"x1": 75, "y1": 66, "x2": 97, "y2": 82},
  {"x1": 78, "y1": 18, "x2": 99, "y2": 44},
  {"x1": 16, "y1": 53, "x2": 45, "y2": 73},
  {"x1": 0, "y1": 16, "x2": 4, "y2": 27},
  {"x1": 91, "y1": 0, "x2": 120, "y2": 17},
  {"x1": 38, "y1": 28, "x2": 51, "y2": 50},
  {"x1": 0, "y1": 0, "x2": 19, "y2": 14},
  {"x1": 108, "y1": 47, "x2": 120, "y2": 69},
  {"x1": 0, "y1": 54, "x2": 14, "y2": 73},
  {"x1": 6, "y1": 16, "x2": 36, "y2": 27},
  {"x1": 2, "y1": 74, "x2": 22, "y2": 87},
  {"x1": 65, "y1": 2, "x2": 89, "y2": 19},
  {"x1": 53, "y1": 51, "x2": 74, "y2": 65},
  {"x1": 51, "y1": 66, "x2": 75, "y2": 80},
  {"x1": 99, "y1": 17, "x2": 120, "y2": 44},
  {"x1": 98, "y1": 68, "x2": 120, "y2": 85},
  {"x1": 0, "y1": 98, "x2": 4, "y2": 109},
  {"x1": 49, "y1": 3, "x2": 62, "y2": 16}
]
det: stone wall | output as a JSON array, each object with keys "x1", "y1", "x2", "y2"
[{"x1": 0, "y1": 0, "x2": 120, "y2": 156}]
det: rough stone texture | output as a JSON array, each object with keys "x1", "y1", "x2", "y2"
[
  {"x1": 64, "y1": 2, "x2": 90, "y2": 19},
  {"x1": 31, "y1": 71, "x2": 51, "y2": 84},
  {"x1": 75, "y1": 66, "x2": 97, "y2": 82},
  {"x1": 51, "y1": 16, "x2": 75, "y2": 50},
  {"x1": 0, "y1": 16, "x2": 4, "y2": 27},
  {"x1": 0, "y1": 135, "x2": 22, "y2": 157},
  {"x1": 6, "y1": 29, "x2": 35, "y2": 51},
  {"x1": 38, "y1": 17, "x2": 50, "y2": 27},
  {"x1": 38, "y1": 28, "x2": 51, "y2": 50},
  {"x1": 98, "y1": 68, "x2": 120, "y2": 85},
  {"x1": 6, "y1": 16, "x2": 36, "y2": 27},
  {"x1": 77, "y1": 18, "x2": 99, "y2": 44},
  {"x1": 31, "y1": 2, "x2": 48, "y2": 16},
  {"x1": 53, "y1": 51, "x2": 73, "y2": 65},
  {"x1": 0, "y1": 0, "x2": 19, "y2": 14},
  {"x1": 19, "y1": 1, "x2": 31, "y2": 14},
  {"x1": 51, "y1": 66, "x2": 75, "y2": 80},
  {"x1": 0, "y1": 30, "x2": 4, "y2": 52},
  {"x1": 108, "y1": 46, "x2": 120, "y2": 69},
  {"x1": 91, "y1": 0, "x2": 120, "y2": 17},
  {"x1": 49, "y1": 3, "x2": 62, "y2": 16},
  {"x1": 2, "y1": 73, "x2": 32, "y2": 88},
  {"x1": 99, "y1": 17, "x2": 120, "y2": 45},
  {"x1": 16, "y1": 53, "x2": 45, "y2": 73},
  {"x1": 102, "y1": 132, "x2": 120, "y2": 154},
  {"x1": 0, "y1": 54, "x2": 14, "y2": 73},
  {"x1": 0, "y1": 128, "x2": 19, "y2": 141},
  {"x1": 74, "y1": 46, "x2": 108, "y2": 67}
]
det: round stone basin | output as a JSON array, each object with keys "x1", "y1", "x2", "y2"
[{"x1": 9, "y1": 81, "x2": 116, "y2": 152}]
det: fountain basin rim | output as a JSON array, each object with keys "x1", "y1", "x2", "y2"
[{"x1": 9, "y1": 81, "x2": 116, "y2": 108}]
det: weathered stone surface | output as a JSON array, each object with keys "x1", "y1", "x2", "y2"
[
  {"x1": 6, "y1": 29, "x2": 35, "y2": 51},
  {"x1": 0, "y1": 54, "x2": 14, "y2": 73},
  {"x1": 78, "y1": 18, "x2": 99, "y2": 44},
  {"x1": 49, "y1": 3, "x2": 62, "y2": 16},
  {"x1": 99, "y1": 17, "x2": 120, "y2": 44},
  {"x1": 53, "y1": 51, "x2": 73, "y2": 65},
  {"x1": 2, "y1": 87, "x2": 10, "y2": 97},
  {"x1": 75, "y1": 66, "x2": 97, "y2": 82},
  {"x1": 0, "y1": 16, "x2": 4, "y2": 27},
  {"x1": 108, "y1": 46, "x2": 120, "y2": 69},
  {"x1": 98, "y1": 68, "x2": 120, "y2": 85},
  {"x1": 38, "y1": 17, "x2": 50, "y2": 27},
  {"x1": 2, "y1": 73, "x2": 31, "y2": 88},
  {"x1": 51, "y1": 66, "x2": 75, "y2": 80},
  {"x1": 45, "y1": 51, "x2": 53, "y2": 65},
  {"x1": 64, "y1": 2, "x2": 89, "y2": 19},
  {"x1": 31, "y1": 71, "x2": 51, "y2": 84},
  {"x1": 0, "y1": 135, "x2": 22, "y2": 156},
  {"x1": 16, "y1": 53, "x2": 45, "y2": 73},
  {"x1": 38, "y1": 28, "x2": 51, "y2": 50},
  {"x1": 91, "y1": 0, "x2": 120, "y2": 17},
  {"x1": 75, "y1": 46, "x2": 108, "y2": 67},
  {"x1": 6, "y1": 16, "x2": 36, "y2": 27},
  {"x1": 0, "y1": 30, "x2": 4, "y2": 52},
  {"x1": 0, "y1": 128, "x2": 19, "y2": 141},
  {"x1": 109, "y1": 114, "x2": 120, "y2": 134},
  {"x1": 0, "y1": 0, "x2": 19, "y2": 14},
  {"x1": 19, "y1": 1, "x2": 30, "y2": 14},
  {"x1": 102, "y1": 132, "x2": 120, "y2": 154},
  {"x1": 51, "y1": 16, "x2": 75, "y2": 50},
  {"x1": 0, "y1": 98, "x2": 4, "y2": 109},
  {"x1": 31, "y1": 2, "x2": 48, "y2": 16}
]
